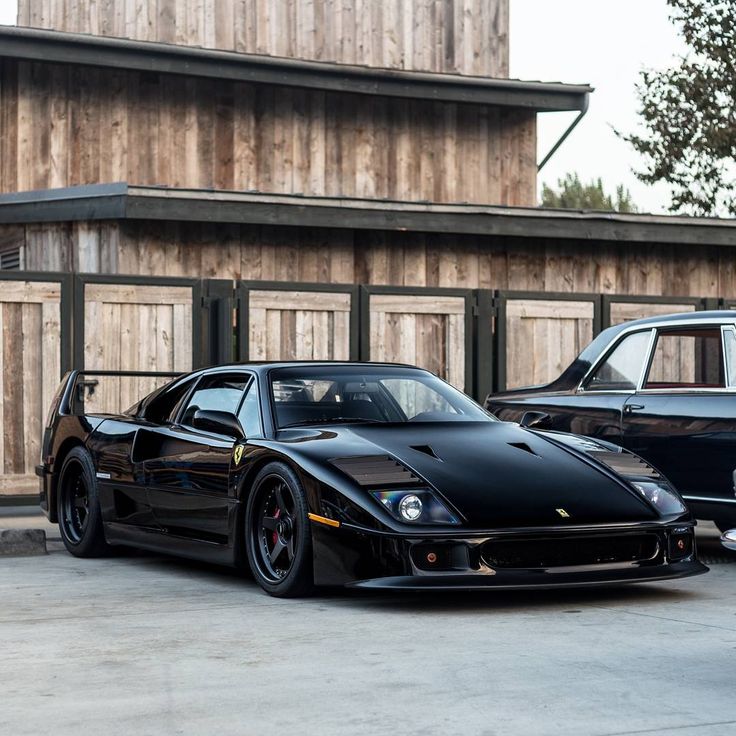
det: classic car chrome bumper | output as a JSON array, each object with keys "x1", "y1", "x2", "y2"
[{"x1": 721, "y1": 529, "x2": 736, "y2": 552}]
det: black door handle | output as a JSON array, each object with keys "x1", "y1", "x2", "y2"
[{"x1": 624, "y1": 404, "x2": 645, "y2": 414}]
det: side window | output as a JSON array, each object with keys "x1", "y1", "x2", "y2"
[
  {"x1": 238, "y1": 379, "x2": 263, "y2": 438},
  {"x1": 142, "y1": 376, "x2": 198, "y2": 423},
  {"x1": 179, "y1": 374, "x2": 247, "y2": 426},
  {"x1": 644, "y1": 327, "x2": 725, "y2": 389},
  {"x1": 585, "y1": 330, "x2": 652, "y2": 392},
  {"x1": 724, "y1": 327, "x2": 736, "y2": 387}
]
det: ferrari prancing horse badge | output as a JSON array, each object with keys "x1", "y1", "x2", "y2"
[{"x1": 233, "y1": 445, "x2": 244, "y2": 465}]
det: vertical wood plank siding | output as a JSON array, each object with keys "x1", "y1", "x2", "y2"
[
  {"x1": 11, "y1": 221, "x2": 736, "y2": 301},
  {"x1": 17, "y1": 0, "x2": 509, "y2": 77},
  {"x1": 82, "y1": 282, "x2": 193, "y2": 414},
  {"x1": 0, "y1": 281, "x2": 61, "y2": 495},
  {"x1": 0, "y1": 60, "x2": 536, "y2": 206}
]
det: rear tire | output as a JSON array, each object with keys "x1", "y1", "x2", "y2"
[
  {"x1": 57, "y1": 447, "x2": 111, "y2": 557},
  {"x1": 245, "y1": 462, "x2": 314, "y2": 598}
]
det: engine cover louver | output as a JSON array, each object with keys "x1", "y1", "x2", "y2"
[
  {"x1": 330, "y1": 455, "x2": 420, "y2": 487},
  {"x1": 589, "y1": 450, "x2": 660, "y2": 479}
]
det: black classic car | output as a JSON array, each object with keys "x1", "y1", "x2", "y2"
[
  {"x1": 487, "y1": 311, "x2": 736, "y2": 535},
  {"x1": 38, "y1": 362, "x2": 706, "y2": 597}
]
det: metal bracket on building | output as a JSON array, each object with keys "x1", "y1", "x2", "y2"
[{"x1": 537, "y1": 93, "x2": 590, "y2": 172}]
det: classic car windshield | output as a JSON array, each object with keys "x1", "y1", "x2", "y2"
[{"x1": 270, "y1": 366, "x2": 494, "y2": 427}]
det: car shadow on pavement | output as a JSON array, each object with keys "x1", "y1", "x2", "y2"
[{"x1": 68, "y1": 544, "x2": 704, "y2": 614}]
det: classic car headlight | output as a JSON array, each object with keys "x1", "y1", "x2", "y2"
[
  {"x1": 371, "y1": 489, "x2": 460, "y2": 525},
  {"x1": 631, "y1": 481, "x2": 687, "y2": 515}
]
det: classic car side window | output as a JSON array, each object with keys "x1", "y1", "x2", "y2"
[
  {"x1": 584, "y1": 330, "x2": 652, "y2": 392},
  {"x1": 179, "y1": 374, "x2": 248, "y2": 427},
  {"x1": 237, "y1": 378, "x2": 263, "y2": 438},
  {"x1": 723, "y1": 327, "x2": 736, "y2": 388},
  {"x1": 644, "y1": 327, "x2": 725, "y2": 389}
]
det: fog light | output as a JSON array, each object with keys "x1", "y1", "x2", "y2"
[{"x1": 399, "y1": 494, "x2": 423, "y2": 521}]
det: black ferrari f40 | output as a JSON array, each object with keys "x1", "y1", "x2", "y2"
[{"x1": 38, "y1": 362, "x2": 707, "y2": 596}]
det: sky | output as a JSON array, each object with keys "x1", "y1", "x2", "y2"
[
  {"x1": 510, "y1": 0, "x2": 685, "y2": 214},
  {"x1": 0, "y1": 0, "x2": 684, "y2": 213}
]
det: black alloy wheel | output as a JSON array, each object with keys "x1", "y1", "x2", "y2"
[
  {"x1": 57, "y1": 447, "x2": 111, "y2": 557},
  {"x1": 245, "y1": 462, "x2": 314, "y2": 597}
]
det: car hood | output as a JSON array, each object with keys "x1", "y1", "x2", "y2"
[{"x1": 283, "y1": 422, "x2": 658, "y2": 528}]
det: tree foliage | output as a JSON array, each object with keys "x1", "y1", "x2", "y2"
[
  {"x1": 541, "y1": 173, "x2": 638, "y2": 212},
  {"x1": 622, "y1": 0, "x2": 736, "y2": 216}
]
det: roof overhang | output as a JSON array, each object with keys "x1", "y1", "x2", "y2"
[
  {"x1": 0, "y1": 26, "x2": 591, "y2": 111},
  {"x1": 1, "y1": 184, "x2": 735, "y2": 247}
]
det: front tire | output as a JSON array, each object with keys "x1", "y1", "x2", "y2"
[
  {"x1": 714, "y1": 515, "x2": 736, "y2": 534},
  {"x1": 57, "y1": 447, "x2": 111, "y2": 557},
  {"x1": 245, "y1": 462, "x2": 314, "y2": 598}
]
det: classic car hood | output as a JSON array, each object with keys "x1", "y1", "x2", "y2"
[{"x1": 288, "y1": 422, "x2": 658, "y2": 528}]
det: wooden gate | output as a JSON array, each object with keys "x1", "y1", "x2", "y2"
[
  {"x1": 497, "y1": 292, "x2": 600, "y2": 391},
  {"x1": 0, "y1": 274, "x2": 71, "y2": 495},
  {"x1": 238, "y1": 283, "x2": 358, "y2": 361},
  {"x1": 75, "y1": 276, "x2": 201, "y2": 414},
  {"x1": 360, "y1": 287, "x2": 473, "y2": 391},
  {"x1": 602, "y1": 295, "x2": 704, "y2": 326}
]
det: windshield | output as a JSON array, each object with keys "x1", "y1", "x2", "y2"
[{"x1": 270, "y1": 366, "x2": 495, "y2": 428}]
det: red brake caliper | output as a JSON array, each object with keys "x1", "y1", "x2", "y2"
[{"x1": 272, "y1": 506, "x2": 280, "y2": 546}]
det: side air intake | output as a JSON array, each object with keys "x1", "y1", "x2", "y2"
[
  {"x1": 330, "y1": 455, "x2": 420, "y2": 487},
  {"x1": 589, "y1": 450, "x2": 660, "y2": 479}
]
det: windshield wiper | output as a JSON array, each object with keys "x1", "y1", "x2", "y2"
[{"x1": 281, "y1": 417, "x2": 386, "y2": 428}]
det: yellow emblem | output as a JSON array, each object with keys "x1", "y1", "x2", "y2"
[
  {"x1": 233, "y1": 445, "x2": 244, "y2": 465},
  {"x1": 556, "y1": 508, "x2": 570, "y2": 518}
]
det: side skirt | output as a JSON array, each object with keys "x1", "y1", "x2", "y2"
[{"x1": 104, "y1": 522, "x2": 237, "y2": 567}]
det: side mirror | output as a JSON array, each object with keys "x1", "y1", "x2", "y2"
[
  {"x1": 519, "y1": 411, "x2": 552, "y2": 430},
  {"x1": 193, "y1": 409, "x2": 244, "y2": 439},
  {"x1": 721, "y1": 529, "x2": 736, "y2": 552}
]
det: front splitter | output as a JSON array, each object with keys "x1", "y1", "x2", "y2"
[{"x1": 347, "y1": 560, "x2": 708, "y2": 591}]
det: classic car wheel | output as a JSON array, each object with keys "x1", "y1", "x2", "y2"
[
  {"x1": 245, "y1": 462, "x2": 314, "y2": 598},
  {"x1": 57, "y1": 447, "x2": 110, "y2": 557}
]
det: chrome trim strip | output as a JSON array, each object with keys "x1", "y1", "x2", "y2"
[
  {"x1": 636, "y1": 328, "x2": 658, "y2": 392},
  {"x1": 683, "y1": 495, "x2": 736, "y2": 505},
  {"x1": 578, "y1": 316, "x2": 736, "y2": 392}
]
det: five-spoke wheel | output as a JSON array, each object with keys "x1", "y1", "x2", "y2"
[
  {"x1": 57, "y1": 446, "x2": 110, "y2": 557},
  {"x1": 245, "y1": 462, "x2": 314, "y2": 597}
]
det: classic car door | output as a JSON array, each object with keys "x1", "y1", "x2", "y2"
[
  {"x1": 547, "y1": 328, "x2": 655, "y2": 442},
  {"x1": 621, "y1": 324, "x2": 736, "y2": 519},
  {"x1": 142, "y1": 372, "x2": 251, "y2": 542}
]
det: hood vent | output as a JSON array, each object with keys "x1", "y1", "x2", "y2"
[
  {"x1": 330, "y1": 455, "x2": 420, "y2": 487},
  {"x1": 508, "y1": 442, "x2": 538, "y2": 457},
  {"x1": 410, "y1": 444, "x2": 440, "y2": 460},
  {"x1": 589, "y1": 450, "x2": 660, "y2": 479}
]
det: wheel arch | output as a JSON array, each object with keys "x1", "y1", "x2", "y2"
[{"x1": 47, "y1": 437, "x2": 87, "y2": 523}]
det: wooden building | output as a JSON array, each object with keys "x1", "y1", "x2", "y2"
[{"x1": 0, "y1": 0, "x2": 735, "y2": 497}]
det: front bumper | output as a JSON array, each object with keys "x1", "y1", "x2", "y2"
[
  {"x1": 310, "y1": 519, "x2": 708, "y2": 589},
  {"x1": 349, "y1": 560, "x2": 708, "y2": 590}
]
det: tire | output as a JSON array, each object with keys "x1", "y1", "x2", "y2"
[
  {"x1": 56, "y1": 447, "x2": 111, "y2": 557},
  {"x1": 245, "y1": 462, "x2": 314, "y2": 598}
]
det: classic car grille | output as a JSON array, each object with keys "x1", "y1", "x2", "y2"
[{"x1": 480, "y1": 534, "x2": 660, "y2": 569}]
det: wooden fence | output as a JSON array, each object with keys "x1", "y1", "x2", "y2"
[{"x1": 0, "y1": 272, "x2": 723, "y2": 497}]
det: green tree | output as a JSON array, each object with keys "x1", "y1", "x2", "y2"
[
  {"x1": 621, "y1": 0, "x2": 735, "y2": 216},
  {"x1": 541, "y1": 173, "x2": 638, "y2": 212}
]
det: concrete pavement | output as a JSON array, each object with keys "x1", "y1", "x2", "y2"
[{"x1": 1, "y1": 516, "x2": 735, "y2": 736}]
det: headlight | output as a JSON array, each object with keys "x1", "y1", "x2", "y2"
[
  {"x1": 371, "y1": 489, "x2": 460, "y2": 525},
  {"x1": 631, "y1": 481, "x2": 687, "y2": 515}
]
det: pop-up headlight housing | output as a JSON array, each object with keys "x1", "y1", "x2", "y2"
[
  {"x1": 589, "y1": 449, "x2": 687, "y2": 515},
  {"x1": 371, "y1": 489, "x2": 460, "y2": 525}
]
